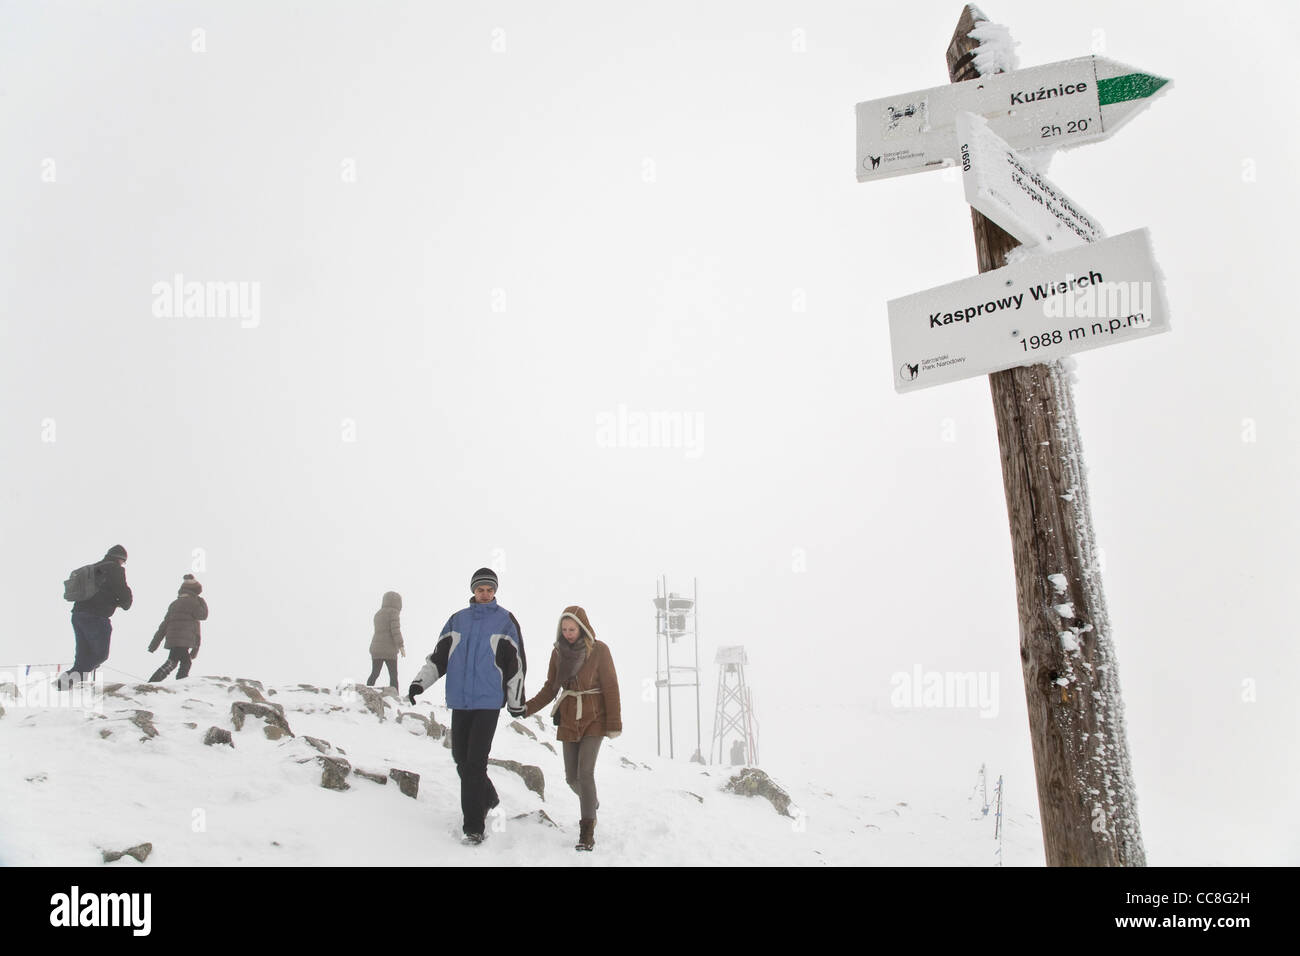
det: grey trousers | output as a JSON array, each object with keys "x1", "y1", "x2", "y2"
[{"x1": 562, "y1": 735, "x2": 603, "y2": 820}]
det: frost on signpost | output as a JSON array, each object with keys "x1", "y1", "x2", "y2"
[{"x1": 946, "y1": 5, "x2": 1145, "y2": 867}]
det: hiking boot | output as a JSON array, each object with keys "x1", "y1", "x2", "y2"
[
  {"x1": 462, "y1": 831, "x2": 485, "y2": 846},
  {"x1": 575, "y1": 818, "x2": 595, "y2": 851}
]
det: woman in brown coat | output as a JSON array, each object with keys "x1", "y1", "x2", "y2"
[
  {"x1": 520, "y1": 605, "x2": 621, "y2": 851},
  {"x1": 147, "y1": 575, "x2": 208, "y2": 682},
  {"x1": 367, "y1": 591, "x2": 405, "y2": 688}
]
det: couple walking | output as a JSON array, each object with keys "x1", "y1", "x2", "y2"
[
  {"x1": 58, "y1": 545, "x2": 208, "y2": 688},
  {"x1": 407, "y1": 567, "x2": 621, "y2": 851}
]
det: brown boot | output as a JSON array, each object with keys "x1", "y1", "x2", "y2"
[{"x1": 576, "y1": 818, "x2": 596, "y2": 851}]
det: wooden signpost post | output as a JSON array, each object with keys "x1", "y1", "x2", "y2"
[{"x1": 859, "y1": 6, "x2": 1174, "y2": 865}]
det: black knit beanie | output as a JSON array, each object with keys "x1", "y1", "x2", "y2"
[
  {"x1": 470, "y1": 567, "x2": 499, "y2": 591},
  {"x1": 106, "y1": 544, "x2": 128, "y2": 562}
]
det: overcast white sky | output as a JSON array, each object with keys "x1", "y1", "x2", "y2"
[{"x1": 2, "y1": 0, "x2": 1296, "y2": 864}]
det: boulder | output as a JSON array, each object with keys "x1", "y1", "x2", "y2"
[
  {"x1": 619, "y1": 757, "x2": 639, "y2": 770},
  {"x1": 25, "y1": 772, "x2": 47, "y2": 784},
  {"x1": 102, "y1": 843, "x2": 152, "y2": 864},
  {"x1": 722, "y1": 768, "x2": 793, "y2": 818},
  {"x1": 132, "y1": 684, "x2": 172, "y2": 695},
  {"x1": 487, "y1": 758, "x2": 545, "y2": 801},
  {"x1": 102, "y1": 683, "x2": 127, "y2": 698},
  {"x1": 236, "y1": 677, "x2": 265, "y2": 691},
  {"x1": 203, "y1": 726, "x2": 234, "y2": 747},
  {"x1": 679, "y1": 791, "x2": 704, "y2": 804},
  {"x1": 509, "y1": 720, "x2": 536, "y2": 741},
  {"x1": 297, "y1": 684, "x2": 327, "y2": 694},
  {"x1": 344, "y1": 684, "x2": 392, "y2": 721},
  {"x1": 230, "y1": 701, "x2": 294, "y2": 740},
  {"x1": 129, "y1": 711, "x2": 159, "y2": 740},
  {"x1": 353, "y1": 768, "x2": 388, "y2": 785},
  {"x1": 389, "y1": 769, "x2": 420, "y2": 798},
  {"x1": 99, "y1": 728, "x2": 112, "y2": 739},
  {"x1": 427, "y1": 715, "x2": 447, "y2": 740},
  {"x1": 396, "y1": 711, "x2": 430, "y2": 735},
  {"x1": 0, "y1": 681, "x2": 18, "y2": 699},
  {"x1": 303, "y1": 736, "x2": 332, "y2": 754},
  {"x1": 232, "y1": 681, "x2": 266, "y2": 703},
  {"x1": 317, "y1": 756, "x2": 351, "y2": 791},
  {"x1": 541, "y1": 742, "x2": 556, "y2": 755},
  {"x1": 183, "y1": 722, "x2": 197, "y2": 730}
]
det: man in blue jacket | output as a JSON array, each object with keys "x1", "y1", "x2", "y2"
[{"x1": 408, "y1": 568, "x2": 526, "y2": 844}]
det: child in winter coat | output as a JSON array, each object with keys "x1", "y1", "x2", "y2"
[
  {"x1": 520, "y1": 605, "x2": 621, "y2": 851},
  {"x1": 148, "y1": 575, "x2": 208, "y2": 681}
]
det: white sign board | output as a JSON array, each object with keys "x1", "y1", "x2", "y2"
[
  {"x1": 956, "y1": 111, "x2": 1102, "y2": 249},
  {"x1": 888, "y1": 229, "x2": 1168, "y2": 393},
  {"x1": 856, "y1": 56, "x2": 1171, "y2": 182}
]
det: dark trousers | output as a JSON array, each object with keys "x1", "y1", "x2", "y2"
[
  {"x1": 366, "y1": 658, "x2": 398, "y2": 688},
  {"x1": 65, "y1": 612, "x2": 112, "y2": 683},
  {"x1": 450, "y1": 709, "x2": 500, "y2": 836},
  {"x1": 563, "y1": 735, "x2": 603, "y2": 820},
  {"x1": 149, "y1": 647, "x2": 192, "y2": 682}
]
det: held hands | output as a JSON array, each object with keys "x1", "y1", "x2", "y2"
[
  {"x1": 606, "y1": 731, "x2": 621, "y2": 739},
  {"x1": 507, "y1": 706, "x2": 527, "y2": 719}
]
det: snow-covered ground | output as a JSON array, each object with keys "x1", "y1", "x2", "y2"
[{"x1": 0, "y1": 675, "x2": 1038, "y2": 866}]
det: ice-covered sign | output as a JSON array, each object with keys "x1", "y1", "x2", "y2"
[
  {"x1": 856, "y1": 56, "x2": 1171, "y2": 182},
  {"x1": 888, "y1": 228, "x2": 1168, "y2": 393},
  {"x1": 956, "y1": 111, "x2": 1102, "y2": 249}
]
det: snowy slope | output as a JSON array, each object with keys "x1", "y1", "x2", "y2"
[{"x1": 0, "y1": 676, "x2": 1040, "y2": 866}]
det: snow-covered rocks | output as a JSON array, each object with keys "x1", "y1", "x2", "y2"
[
  {"x1": 487, "y1": 758, "x2": 545, "y2": 800},
  {"x1": 230, "y1": 701, "x2": 294, "y2": 740}
]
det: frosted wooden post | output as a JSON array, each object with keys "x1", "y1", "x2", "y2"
[{"x1": 947, "y1": 5, "x2": 1145, "y2": 866}]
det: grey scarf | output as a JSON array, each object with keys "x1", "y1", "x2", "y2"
[{"x1": 552, "y1": 637, "x2": 589, "y2": 692}]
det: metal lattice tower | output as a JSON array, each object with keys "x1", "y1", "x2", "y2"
[
  {"x1": 653, "y1": 576, "x2": 702, "y2": 761},
  {"x1": 710, "y1": 645, "x2": 758, "y2": 766}
]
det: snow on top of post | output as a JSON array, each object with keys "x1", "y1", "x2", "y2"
[{"x1": 968, "y1": 17, "x2": 1020, "y2": 76}]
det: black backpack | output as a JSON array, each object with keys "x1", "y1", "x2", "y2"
[{"x1": 63, "y1": 564, "x2": 100, "y2": 602}]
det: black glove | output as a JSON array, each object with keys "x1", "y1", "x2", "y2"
[{"x1": 407, "y1": 683, "x2": 422, "y2": 706}]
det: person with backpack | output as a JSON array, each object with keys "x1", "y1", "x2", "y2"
[
  {"x1": 520, "y1": 605, "x2": 621, "y2": 852},
  {"x1": 147, "y1": 575, "x2": 208, "y2": 682},
  {"x1": 366, "y1": 591, "x2": 405, "y2": 688},
  {"x1": 57, "y1": 544, "x2": 133, "y2": 690},
  {"x1": 407, "y1": 568, "x2": 526, "y2": 845}
]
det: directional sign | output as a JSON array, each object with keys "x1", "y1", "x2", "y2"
[
  {"x1": 888, "y1": 228, "x2": 1168, "y2": 393},
  {"x1": 857, "y1": 56, "x2": 1171, "y2": 182},
  {"x1": 956, "y1": 111, "x2": 1102, "y2": 249}
]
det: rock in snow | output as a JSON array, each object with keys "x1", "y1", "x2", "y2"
[
  {"x1": 203, "y1": 726, "x2": 234, "y2": 747},
  {"x1": 230, "y1": 701, "x2": 294, "y2": 740},
  {"x1": 487, "y1": 758, "x2": 545, "y2": 800},
  {"x1": 317, "y1": 756, "x2": 352, "y2": 791},
  {"x1": 388, "y1": 769, "x2": 420, "y2": 799},
  {"x1": 102, "y1": 843, "x2": 152, "y2": 864}
]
